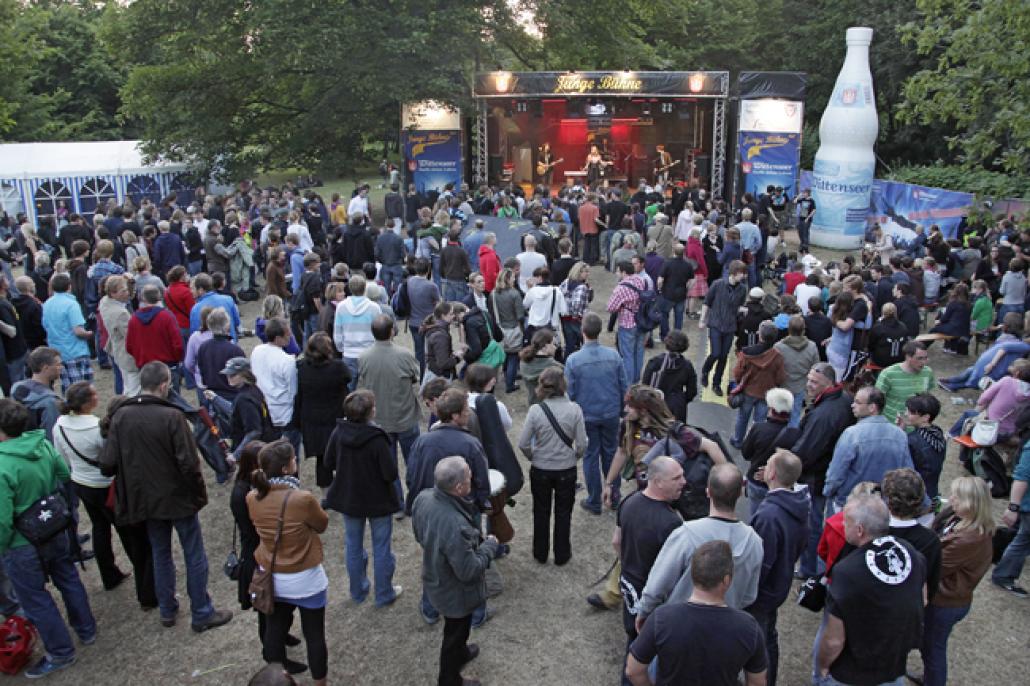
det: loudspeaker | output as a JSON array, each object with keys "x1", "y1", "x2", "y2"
[
  {"x1": 694, "y1": 154, "x2": 710, "y2": 178},
  {"x1": 489, "y1": 155, "x2": 503, "y2": 179}
]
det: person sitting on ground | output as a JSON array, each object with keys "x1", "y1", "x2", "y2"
[{"x1": 938, "y1": 312, "x2": 1029, "y2": 391}]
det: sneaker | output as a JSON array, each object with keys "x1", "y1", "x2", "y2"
[
  {"x1": 394, "y1": 511, "x2": 406, "y2": 521},
  {"x1": 993, "y1": 580, "x2": 1028, "y2": 598},
  {"x1": 463, "y1": 643, "x2": 480, "y2": 665},
  {"x1": 25, "y1": 657, "x2": 76, "y2": 679},
  {"x1": 283, "y1": 659, "x2": 308, "y2": 675},
  {"x1": 712, "y1": 386, "x2": 724, "y2": 397},
  {"x1": 420, "y1": 607, "x2": 440, "y2": 625},
  {"x1": 191, "y1": 608, "x2": 233, "y2": 633},
  {"x1": 378, "y1": 586, "x2": 403, "y2": 607},
  {"x1": 700, "y1": 376, "x2": 709, "y2": 388},
  {"x1": 79, "y1": 632, "x2": 97, "y2": 646},
  {"x1": 586, "y1": 593, "x2": 614, "y2": 611},
  {"x1": 160, "y1": 614, "x2": 177, "y2": 628}
]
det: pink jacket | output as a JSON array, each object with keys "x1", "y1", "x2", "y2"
[{"x1": 979, "y1": 376, "x2": 1030, "y2": 436}]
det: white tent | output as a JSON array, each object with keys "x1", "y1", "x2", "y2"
[{"x1": 0, "y1": 140, "x2": 197, "y2": 226}]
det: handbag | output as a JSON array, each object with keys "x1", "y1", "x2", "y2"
[
  {"x1": 249, "y1": 489, "x2": 292, "y2": 614},
  {"x1": 797, "y1": 554, "x2": 839, "y2": 612},
  {"x1": 491, "y1": 290, "x2": 523, "y2": 352},
  {"x1": 477, "y1": 313, "x2": 507, "y2": 368},
  {"x1": 970, "y1": 419, "x2": 999, "y2": 446},
  {"x1": 727, "y1": 380, "x2": 746, "y2": 410},
  {"x1": 223, "y1": 523, "x2": 241, "y2": 580},
  {"x1": 14, "y1": 490, "x2": 72, "y2": 549}
]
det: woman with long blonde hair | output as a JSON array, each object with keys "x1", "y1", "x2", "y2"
[{"x1": 919, "y1": 476, "x2": 995, "y2": 685}]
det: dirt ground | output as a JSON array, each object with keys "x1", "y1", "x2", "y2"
[{"x1": 34, "y1": 230, "x2": 1030, "y2": 686}]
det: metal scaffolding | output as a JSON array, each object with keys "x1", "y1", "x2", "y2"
[
  {"x1": 711, "y1": 86, "x2": 727, "y2": 199},
  {"x1": 474, "y1": 100, "x2": 488, "y2": 185}
]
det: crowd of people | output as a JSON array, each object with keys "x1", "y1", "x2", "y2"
[{"x1": 0, "y1": 176, "x2": 1027, "y2": 686}]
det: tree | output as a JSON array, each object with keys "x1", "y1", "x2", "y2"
[
  {"x1": 898, "y1": 0, "x2": 1030, "y2": 175},
  {"x1": 0, "y1": 0, "x2": 129, "y2": 142},
  {"x1": 103, "y1": 0, "x2": 529, "y2": 179}
]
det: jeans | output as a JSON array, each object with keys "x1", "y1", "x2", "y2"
[
  {"x1": 995, "y1": 303, "x2": 1025, "y2": 325},
  {"x1": 6, "y1": 353, "x2": 25, "y2": 386},
  {"x1": 920, "y1": 603, "x2": 969, "y2": 686},
  {"x1": 412, "y1": 326, "x2": 427, "y2": 378},
  {"x1": 747, "y1": 480, "x2": 769, "y2": 521},
  {"x1": 389, "y1": 425, "x2": 420, "y2": 506},
  {"x1": 421, "y1": 588, "x2": 485, "y2": 626},
  {"x1": 441, "y1": 279, "x2": 468, "y2": 303},
  {"x1": 561, "y1": 319, "x2": 583, "y2": 356},
  {"x1": 600, "y1": 231, "x2": 613, "y2": 269},
  {"x1": 2, "y1": 538, "x2": 95, "y2": 661},
  {"x1": 381, "y1": 264, "x2": 405, "y2": 297},
  {"x1": 583, "y1": 417, "x2": 620, "y2": 511},
  {"x1": 701, "y1": 328, "x2": 735, "y2": 388},
  {"x1": 504, "y1": 352, "x2": 520, "y2": 391},
  {"x1": 749, "y1": 607, "x2": 780, "y2": 686},
  {"x1": 303, "y1": 313, "x2": 320, "y2": 344},
  {"x1": 187, "y1": 259, "x2": 204, "y2": 276},
  {"x1": 733, "y1": 395, "x2": 767, "y2": 445},
  {"x1": 798, "y1": 218, "x2": 811, "y2": 251},
  {"x1": 789, "y1": 391, "x2": 805, "y2": 428},
  {"x1": 617, "y1": 326, "x2": 645, "y2": 384},
  {"x1": 343, "y1": 356, "x2": 360, "y2": 392},
  {"x1": 658, "y1": 296, "x2": 685, "y2": 338},
  {"x1": 343, "y1": 515, "x2": 397, "y2": 605},
  {"x1": 264, "y1": 602, "x2": 328, "y2": 680},
  {"x1": 530, "y1": 466, "x2": 576, "y2": 564},
  {"x1": 280, "y1": 426, "x2": 303, "y2": 458},
  {"x1": 799, "y1": 492, "x2": 828, "y2": 577},
  {"x1": 439, "y1": 615, "x2": 473, "y2": 686},
  {"x1": 146, "y1": 515, "x2": 214, "y2": 625},
  {"x1": 993, "y1": 510, "x2": 1030, "y2": 584}
]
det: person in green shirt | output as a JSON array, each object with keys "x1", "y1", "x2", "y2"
[
  {"x1": 0, "y1": 399, "x2": 96, "y2": 678},
  {"x1": 875, "y1": 341, "x2": 936, "y2": 425},
  {"x1": 970, "y1": 279, "x2": 994, "y2": 333}
]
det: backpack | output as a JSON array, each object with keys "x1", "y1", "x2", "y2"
[
  {"x1": 642, "y1": 422, "x2": 714, "y2": 521},
  {"x1": 964, "y1": 446, "x2": 1012, "y2": 498},
  {"x1": 0, "y1": 616, "x2": 37, "y2": 675},
  {"x1": 391, "y1": 278, "x2": 411, "y2": 319},
  {"x1": 623, "y1": 282, "x2": 662, "y2": 334}
]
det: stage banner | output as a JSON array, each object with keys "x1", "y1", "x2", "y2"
[
  {"x1": 799, "y1": 170, "x2": 973, "y2": 241},
  {"x1": 403, "y1": 130, "x2": 462, "y2": 195},
  {"x1": 474, "y1": 71, "x2": 729, "y2": 98},
  {"x1": 738, "y1": 132, "x2": 801, "y2": 198}
]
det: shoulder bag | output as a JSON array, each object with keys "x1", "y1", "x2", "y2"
[
  {"x1": 249, "y1": 489, "x2": 292, "y2": 614},
  {"x1": 223, "y1": 523, "x2": 241, "y2": 580},
  {"x1": 538, "y1": 401, "x2": 573, "y2": 449},
  {"x1": 492, "y1": 290, "x2": 524, "y2": 352}
]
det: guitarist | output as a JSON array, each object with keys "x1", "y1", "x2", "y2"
[
  {"x1": 537, "y1": 142, "x2": 556, "y2": 188},
  {"x1": 653, "y1": 144, "x2": 674, "y2": 187}
]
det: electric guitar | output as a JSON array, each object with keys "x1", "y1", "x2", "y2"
[
  {"x1": 653, "y1": 159, "x2": 681, "y2": 177},
  {"x1": 536, "y1": 158, "x2": 565, "y2": 176}
]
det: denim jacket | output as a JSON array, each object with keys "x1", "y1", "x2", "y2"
[
  {"x1": 823, "y1": 415, "x2": 913, "y2": 505},
  {"x1": 564, "y1": 341, "x2": 627, "y2": 422}
]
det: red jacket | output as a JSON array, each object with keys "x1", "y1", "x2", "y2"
[
  {"x1": 126, "y1": 306, "x2": 184, "y2": 368},
  {"x1": 479, "y1": 245, "x2": 502, "y2": 293},
  {"x1": 164, "y1": 281, "x2": 195, "y2": 330},
  {"x1": 784, "y1": 271, "x2": 805, "y2": 295}
]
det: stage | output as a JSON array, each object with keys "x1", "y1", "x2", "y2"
[{"x1": 472, "y1": 71, "x2": 729, "y2": 198}]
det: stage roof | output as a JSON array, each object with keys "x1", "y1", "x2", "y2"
[
  {"x1": 474, "y1": 71, "x2": 729, "y2": 99},
  {"x1": 0, "y1": 140, "x2": 191, "y2": 179}
]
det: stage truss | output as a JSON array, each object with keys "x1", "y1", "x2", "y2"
[
  {"x1": 474, "y1": 99, "x2": 488, "y2": 185},
  {"x1": 711, "y1": 96, "x2": 727, "y2": 198}
]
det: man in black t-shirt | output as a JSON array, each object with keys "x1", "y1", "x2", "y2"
[
  {"x1": 796, "y1": 188, "x2": 816, "y2": 252},
  {"x1": 627, "y1": 539, "x2": 767, "y2": 686},
  {"x1": 656, "y1": 244, "x2": 695, "y2": 339},
  {"x1": 816, "y1": 494, "x2": 926, "y2": 686},
  {"x1": 615, "y1": 457, "x2": 684, "y2": 683}
]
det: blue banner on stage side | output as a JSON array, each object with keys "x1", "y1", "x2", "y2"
[
  {"x1": 799, "y1": 171, "x2": 973, "y2": 241},
  {"x1": 738, "y1": 132, "x2": 800, "y2": 198},
  {"x1": 403, "y1": 130, "x2": 462, "y2": 194}
]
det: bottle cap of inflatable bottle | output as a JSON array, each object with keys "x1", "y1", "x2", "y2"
[{"x1": 846, "y1": 27, "x2": 873, "y2": 46}]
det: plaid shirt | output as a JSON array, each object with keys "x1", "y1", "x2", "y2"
[
  {"x1": 562, "y1": 282, "x2": 593, "y2": 319},
  {"x1": 606, "y1": 274, "x2": 646, "y2": 330}
]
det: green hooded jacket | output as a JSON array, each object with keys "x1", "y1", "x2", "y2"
[{"x1": 0, "y1": 429, "x2": 70, "y2": 554}]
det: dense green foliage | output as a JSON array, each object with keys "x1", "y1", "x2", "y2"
[{"x1": 0, "y1": 0, "x2": 1026, "y2": 193}]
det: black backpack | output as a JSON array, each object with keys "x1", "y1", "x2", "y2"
[
  {"x1": 391, "y1": 278, "x2": 411, "y2": 319},
  {"x1": 623, "y1": 282, "x2": 662, "y2": 334}
]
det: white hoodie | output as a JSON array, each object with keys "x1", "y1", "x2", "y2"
[
  {"x1": 522, "y1": 285, "x2": 566, "y2": 330},
  {"x1": 638, "y1": 516, "x2": 764, "y2": 616}
]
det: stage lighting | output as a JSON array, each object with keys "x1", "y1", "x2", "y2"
[
  {"x1": 688, "y1": 73, "x2": 705, "y2": 93},
  {"x1": 494, "y1": 71, "x2": 513, "y2": 93},
  {"x1": 642, "y1": 102, "x2": 651, "y2": 116}
]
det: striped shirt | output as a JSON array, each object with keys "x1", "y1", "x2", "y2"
[{"x1": 875, "y1": 363, "x2": 936, "y2": 424}]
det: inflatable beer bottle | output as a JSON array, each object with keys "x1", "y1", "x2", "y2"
[{"x1": 810, "y1": 27, "x2": 877, "y2": 250}]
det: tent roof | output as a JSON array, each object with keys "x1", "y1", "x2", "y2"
[{"x1": 0, "y1": 140, "x2": 191, "y2": 179}]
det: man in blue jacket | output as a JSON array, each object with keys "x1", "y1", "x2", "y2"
[
  {"x1": 565, "y1": 312, "x2": 628, "y2": 515},
  {"x1": 746, "y1": 449, "x2": 810, "y2": 686}
]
